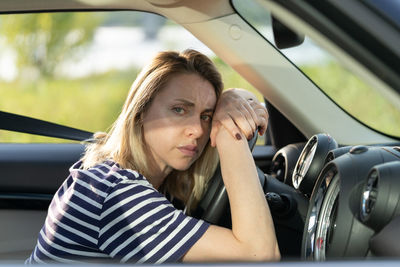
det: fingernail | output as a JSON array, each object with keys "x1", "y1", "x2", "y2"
[{"x1": 235, "y1": 133, "x2": 242, "y2": 140}]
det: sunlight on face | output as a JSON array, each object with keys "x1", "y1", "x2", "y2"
[{"x1": 142, "y1": 73, "x2": 217, "y2": 178}]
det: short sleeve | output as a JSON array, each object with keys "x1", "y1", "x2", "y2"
[{"x1": 98, "y1": 179, "x2": 209, "y2": 263}]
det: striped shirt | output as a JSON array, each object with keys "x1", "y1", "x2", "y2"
[{"x1": 26, "y1": 160, "x2": 209, "y2": 264}]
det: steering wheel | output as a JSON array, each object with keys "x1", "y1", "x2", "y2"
[{"x1": 193, "y1": 130, "x2": 266, "y2": 227}]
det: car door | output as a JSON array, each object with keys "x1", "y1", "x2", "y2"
[{"x1": 0, "y1": 136, "x2": 86, "y2": 259}]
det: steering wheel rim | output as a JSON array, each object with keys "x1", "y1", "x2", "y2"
[{"x1": 193, "y1": 130, "x2": 264, "y2": 226}]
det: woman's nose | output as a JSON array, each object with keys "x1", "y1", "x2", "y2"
[{"x1": 184, "y1": 117, "x2": 204, "y2": 138}]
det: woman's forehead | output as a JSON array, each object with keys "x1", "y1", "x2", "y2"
[{"x1": 158, "y1": 73, "x2": 217, "y2": 108}]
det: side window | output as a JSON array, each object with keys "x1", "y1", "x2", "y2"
[{"x1": 0, "y1": 11, "x2": 264, "y2": 144}]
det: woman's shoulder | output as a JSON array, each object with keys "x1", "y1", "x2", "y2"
[{"x1": 70, "y1": 160, "x2": 154, "y2": 191}]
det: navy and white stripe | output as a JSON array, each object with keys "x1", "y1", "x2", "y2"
[{"x1": 26, "y1": 160, "x2": 209, "y2": 264}]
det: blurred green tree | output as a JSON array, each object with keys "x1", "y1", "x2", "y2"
[{"x1": 0, "y1": 12, "x2": 105, "y2": 77}]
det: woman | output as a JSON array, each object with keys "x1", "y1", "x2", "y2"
[{"x1": 27, "y1": 49, "x2": 280, "y2": 263}]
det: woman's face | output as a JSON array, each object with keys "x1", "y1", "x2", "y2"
[{"x1": 142, "y1": 73, "x2": 217, "y2": 175}]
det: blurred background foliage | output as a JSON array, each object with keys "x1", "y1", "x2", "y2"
[
  {"x1": 0, "y1": 13, "x2": 104, "y2": 77},
  {"x1": 301, "y1": 63, "x2": 400, "y2": 137}
]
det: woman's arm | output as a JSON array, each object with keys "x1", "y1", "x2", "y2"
[{"x1": 182, "y1": 124, "x2": 280, "y2": 262}]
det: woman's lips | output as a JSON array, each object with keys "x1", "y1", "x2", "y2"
[{"x1": 178, "y1": 145, "x2": 198, "y2": 156}]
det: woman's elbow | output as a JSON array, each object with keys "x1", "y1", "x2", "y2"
[
  {"x1": 273, "y1": 245, "x2": 281, "y2": 261},
  {"x1": 247, "y1": 244, "x2": 281, "y2": 262},
  {"x1": 261, "y1": 248, "x2": 281, "y2": 262}
]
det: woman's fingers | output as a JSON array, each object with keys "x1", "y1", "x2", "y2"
[
  {"x1": 230, "y1": 95, "x2": 268, "y2": 138},
  {"x1": 241, "y1": 100, "x2": 259, "y2": 133},
  {"x1": 248, "y1": 101, "x2": 269, "y2": 136},
  {"x1": 210, "y1": 113, "x2": 241, "y2": 147},
  {"x1": 210, "y1": 89, "x2": 269, "y2": 145},
  {"x1": 218, "y1": 104, "x2": 255, "y2": 138},
  {"x1": 231, "y1": 105, "x2": 256, "y2": 139}
]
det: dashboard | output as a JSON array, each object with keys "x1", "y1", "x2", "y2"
[{"x1": 267, "y1": 134, "x2": 400, "y2": 259}]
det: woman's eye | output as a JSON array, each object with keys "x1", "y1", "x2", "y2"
[
  {"x1": 201, "y1": 114, "x2": 212, "y2": 122},
  {"x1": 173, "y1": 107, "x2": 185, "y2": 114}
]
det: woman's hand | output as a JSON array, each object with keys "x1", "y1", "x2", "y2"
[{"x1": 210, "y1": 88, "x2": 269, "y2": 147}]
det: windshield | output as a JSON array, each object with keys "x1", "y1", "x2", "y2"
[{"x1": 233, "y1": 0, "x2": 400, "y2": 138}]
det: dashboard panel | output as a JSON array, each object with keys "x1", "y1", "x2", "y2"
[{"x1": 267, "y1": 134, "x2": 400, "y2": 260}]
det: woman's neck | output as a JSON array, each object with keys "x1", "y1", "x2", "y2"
[{"x1": 145, "y1": 161, "x2": 172, "y2": 190}]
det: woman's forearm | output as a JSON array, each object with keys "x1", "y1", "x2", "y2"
[{"x1": 216, "y1": 127, "x2": 280, "y2": 260}]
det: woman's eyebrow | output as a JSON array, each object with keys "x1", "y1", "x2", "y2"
[
  {"x1": 175, "y1": 98, "x2": 195, "y2": 107},
  {"x1": 174, "y1": 98, "x2": 215, "y2": 112}
]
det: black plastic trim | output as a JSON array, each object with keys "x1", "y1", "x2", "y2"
[
  {"x1": 0, "y1": 111, "x2": 93, "y2": 141},
  {"x1": 0, "y1": 193, "x2": 52, "y2": 210}
]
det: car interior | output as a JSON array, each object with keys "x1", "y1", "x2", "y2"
[{"x1": 1, "y1": 0, "x2": 400, "y2": 263}]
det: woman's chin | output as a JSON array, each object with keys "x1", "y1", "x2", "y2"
[
  {"x1": 173, "y1": 165, "x2": 191, "y2": 172},
  {"x1": 172, "y1": 160, "x2": 194, "y2": 171}
]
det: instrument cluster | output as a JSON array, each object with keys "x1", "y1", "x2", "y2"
[{"x1": 269, "y1": 134, "x2": 400, "y2": 259}]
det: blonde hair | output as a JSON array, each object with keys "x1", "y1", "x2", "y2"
[{"x1": 81, "y1": 49, "x2": 223, "y2": 211}]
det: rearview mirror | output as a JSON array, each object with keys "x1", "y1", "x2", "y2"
[{"x1": 272, "y1": 15, "x2": 305, "y2": 49}]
